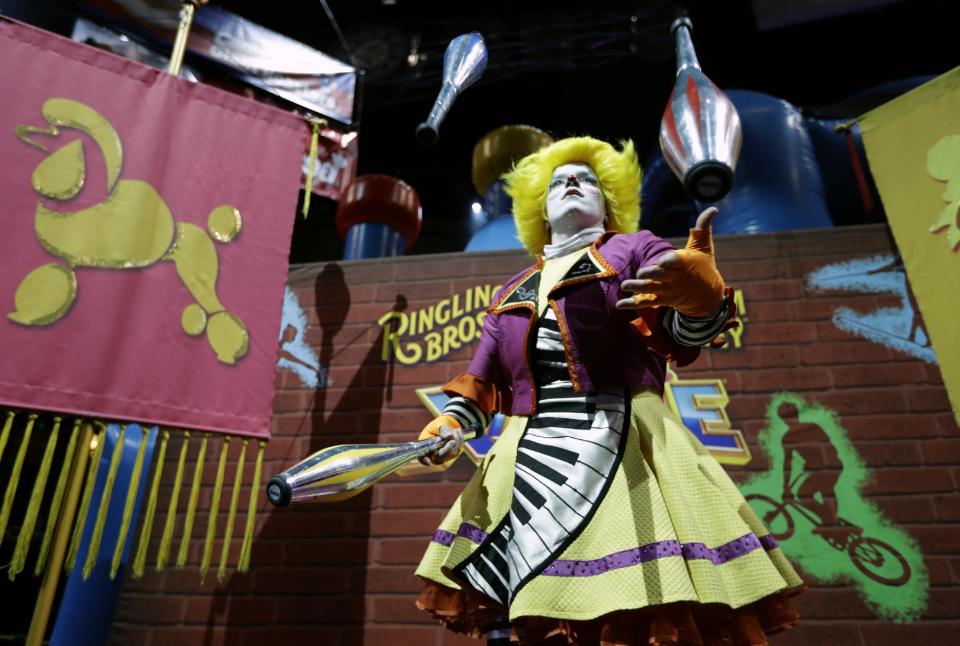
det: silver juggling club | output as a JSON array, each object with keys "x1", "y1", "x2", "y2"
[
  {"x1": 267, "y1": 425, "x2": 480, "y2": 506},
  {"x1": 416, "y1": 32, "x2": 488, "y2": 146},
  {"x1": 660, "y1": 17, "x2": 742, "y2": 202}
]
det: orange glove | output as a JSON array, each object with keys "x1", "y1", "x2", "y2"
[
  {"x1": 417, "y1": 414, "x2": 465, "y2": 465},
  {"x1": 616, "y1": 207, "x2": 725, "y2": 317}
]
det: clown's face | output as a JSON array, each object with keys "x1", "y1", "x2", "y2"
[{"x1": 545, "y1": 163, "x2": 606, "y2": 238}]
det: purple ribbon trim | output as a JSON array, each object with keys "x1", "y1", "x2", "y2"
[
  {"x1": 759, "y1": 534, "x2": 780, "y2": 551},
  {"x1": 542, "y1": 532, "x2": 777, "y2": 578},
  {"x1": 431, "y1": 526, "x2": 782, "y2": 578},
  {"x1": 431, "y1": 523, "x2": 488, "y2": 547},
  {"x1": 433, "y1": 529, "x2": 455, "y2": 546},
  {"x1": 457, "y1": 523, "x2": 488, "y2": 544}
]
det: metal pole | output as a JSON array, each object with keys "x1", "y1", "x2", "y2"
[
  {"x1": 167, "y1": 1, "x2": 207, "y2": 76},
  {"x1": 26, "y1": 422, "x2": 95, "y2": 646}
]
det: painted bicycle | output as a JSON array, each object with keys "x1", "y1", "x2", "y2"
[{"x1": 746, "y1": 490, "x2": 911, "y2": 586}]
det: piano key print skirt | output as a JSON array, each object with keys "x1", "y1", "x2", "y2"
[{"x1": 415, "y1": 387, "x2": 804, "y2": 645}]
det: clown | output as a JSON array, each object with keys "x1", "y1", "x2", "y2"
[{"x1": 415, "y1": 137, "x2": 803, "y2": 645}]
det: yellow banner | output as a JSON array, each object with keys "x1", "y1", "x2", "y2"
[{"x1": 859, "y1": 66, "x2": 960, "y2": 424}]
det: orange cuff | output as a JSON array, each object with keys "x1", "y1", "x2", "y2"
[{"x1": 443, "y1": 372, "x2": 509, "y2": 414}]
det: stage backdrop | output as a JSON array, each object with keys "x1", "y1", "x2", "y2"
[
  {"x1": 113, "y1": 224, "x2": 959, "y2": 645},
  {"x1": 0, "y1": 18, "x2": 304, "y2": 439}
]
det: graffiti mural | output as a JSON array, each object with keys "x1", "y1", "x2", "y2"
[
  {"x1": 739, "y1": 393, "x2": 928, "y2": 621},
  {"x1": 277, "y1": 287, "x2": 327, "y2": 389},
  {"x1": 807, "y1": 254, "x2": 936, "y2": 364}
]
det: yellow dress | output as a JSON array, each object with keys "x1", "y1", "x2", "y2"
[{"x1": 416, "y1": 252, "x2": 803, "y2": 645}]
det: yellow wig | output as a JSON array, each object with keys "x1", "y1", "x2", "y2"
[{"x1": 503, "y1": 136, "x2": 642, "y2": 255}]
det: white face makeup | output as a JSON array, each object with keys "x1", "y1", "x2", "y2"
[{"x1": 545, "y1": 163, "x2": 606, "y2": 243}]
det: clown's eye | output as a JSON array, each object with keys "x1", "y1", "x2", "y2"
[
  {"x1": 579, "y1": 174, "x2": 597, "y2": 185},
  {"x1": 549, "y1": 178, "x2": 564, "y2": 188}
]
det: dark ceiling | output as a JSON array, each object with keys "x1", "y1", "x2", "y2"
[{"x1": 5, "y1": 0, "x2": 956, "y2": 262}]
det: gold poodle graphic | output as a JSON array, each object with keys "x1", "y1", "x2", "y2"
[
  {"x1": 927, "y1": 134, "x2": 960, "y2": 251},
  {"x1": 11, "y1": 98, "x2": 249, "y2": 364}
]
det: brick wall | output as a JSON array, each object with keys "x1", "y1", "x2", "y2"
[{"x1": 112, "y1": 224, "x2": 960, "y2": 645}]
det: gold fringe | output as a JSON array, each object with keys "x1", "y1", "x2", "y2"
[
  {"x1": 8, "y1": 416, "x2": 60, "y2": 580},
  {"x1": 200, "y1": 436, "x2": 230, "y2": 580},
  {"x1": 301, "y1": 118, "x2": 325, "y2": 217},
  {"x1": 35, "y1": 419, "x2": 82, "y2": 576},
  {"x1": 0, "y1": 410, "x2": 15, "y2": 466},
  {"x1": 133, "y1": 429, "x2": 168, "y2": 579},
  {"x1": 238, "y1": 440, "x2": 265, "y2": 573},
  {"x1": 0, "y1": 413, "x2": 38, "y2": 550},
  {"x1": 218, "y1": 438, "x2": 247, "y2": 581},
  {"x1": 82, "y1": 424, "x2": 126, "y2": 580},
  {"x1": 110, "y1": 426, "x2": 149, "y2": 579},
  {"x1": 157, "y1": 431, "x2": 190, "y2": 571},
  {"x1": 66, "y1": 423, "x2": 106, "y2": 573},
  {"x1": 176, "y1": 432, "x2": 208, "y2": 568}
]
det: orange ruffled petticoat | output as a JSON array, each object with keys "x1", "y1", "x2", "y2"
[{"x1": 417, "y1": 580, "x2": 802, "y2": 646}]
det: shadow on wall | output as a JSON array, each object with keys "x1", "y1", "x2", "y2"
[{"x1": 202, "y1": 264, "x2": 403, "y2": 644}]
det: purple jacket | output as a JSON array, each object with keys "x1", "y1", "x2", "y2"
[{"x1": 449, "y1": 231, "x2": 699, "y2": 417}]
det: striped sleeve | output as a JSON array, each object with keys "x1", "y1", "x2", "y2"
[
  {"x1": 665, "y1": 299, "x2": 730, "y2": 347},
  {"x1": 442, "y1": 396, "x2": 492, "y2": 437}
]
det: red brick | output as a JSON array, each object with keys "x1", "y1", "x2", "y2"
[
  {"x1": 871, "y1": 495, "x2": 936, "y2": 523},
  {"x1": 744, "y1": 300, "x2": 796, "y2": 322},
  {"x1": 364, "y1": 566, "x2": 421, "y2": 594},
  {"x1": 925, "y1": 555, "x2": 957, "y2": 585},
  {"x1": 792, "y1": 587, "x2": 874, "y2": 619},
  {"x1": 862, "y1": 467, "x2": 955, "y2": 495},
  {"x1": 801, "y1": 341, "x2": 893, "y2": 365},
  {"x1": 115, "y1": 594, "x2": 185, "y2": 625},
  {"x1": 150, "y1": 627, "x2": 243, "y2": 646},
  {"x1": 936, "y1": 412, "x2": 960, "y2": 435},
  {"x1": 909, "y1": 526, "x2": 960, "y2": 554},
  {"x1": 366, "y1": 625, "x2": 442, "y2": 646},
  {"x1": 184, "y1": 595, "x2": 276, "y2": 625},
  {"x1": 378, "y1": 483, "x2": 464, "y2": 509},
  {"x1": 738, "y1": 321, "x2": 818, "y2": 345},
  {"x1": 285, "y1": 539, "x2": 370, "y2": 565},
  {"x1": 933, "y1": 495, "x2": 960, "y2": 522},
  {"x1": 108, "y1": 624, "x2": 154, "y2": 646},
  {"x1": 370, "y1": 595, "x2": 427, "y2": 623},
  {"x1": 369, "y1": 510, "x2": 447, "y2": 537},
  {"x1": 858, "y1": 622, "x2": 960, "y2": 644},
  {"x1": 711, "y1": 345, "x2": 801, "y2": 370},
  {"x1": 377, "y1": 538, "x2": 430, "y2": 565},
  {"x1": 843, "y1": 414, "x2": 942, "y2": 441},
  {"x1": 254, "y1": 567, "x2": 350, "y2": 594},
  {"x1": 244, "y1": 624, "x2": 342, "y2": 646},
  {"x1": 816, "y1": 387, "x2": 907, "y2": 415},
  {"x1": 443, "y1": 631, "x2": 482, "y2": 646},
  {"x1": 925, "y1": 588, "x2": 960, "y2": 618},
  {"x1": 922, "y1": 439, "x2": 960, "y2": 465},
  {"x1": 831, "y1": 363, "x2": 927, "y2": 388},
  {"x1": 756, "y1": 620, "x2": 860, "y2": 646},
  {"x1": 740, "y1": 280, "x2": 804, "y2": 302},
  {"x1": 274, "y1": 595, "x2": 366, "y2": 624},
  {"x1": 273, "y1": 390, "x2": 312, "y2": 414},
  {"x1": 856, "y1": 442, "x2": 922, "y2": 467},
  {"x1": 906, "y1": 386, "x2": 952, "y2": 412},
  {"x1": 739, "y1": 367, "x2": 830, "y2": 393}
]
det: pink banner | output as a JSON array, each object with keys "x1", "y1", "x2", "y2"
[{"x1": 0, "y1": 19, "x2": 305, "y2": 438}]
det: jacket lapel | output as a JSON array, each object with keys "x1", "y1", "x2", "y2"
[
  {"x1": 548, "y1": 238, "x2": 618, "y2": 295},
  {"x1": 489, "y1": 258, "x2": 542, "y2": 314}
]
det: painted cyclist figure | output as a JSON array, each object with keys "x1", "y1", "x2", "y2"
[{"x1": 415, "y1": 137, "x2": 803, "y2": 645}]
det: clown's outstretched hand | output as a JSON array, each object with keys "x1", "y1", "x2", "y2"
[{"x1": 616, "y1": 207, "x2": 725, "y2": 317}]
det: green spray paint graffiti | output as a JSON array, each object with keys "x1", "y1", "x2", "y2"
[{"x1": 738, "y1": 393, "x2": 928, "y2": 622}]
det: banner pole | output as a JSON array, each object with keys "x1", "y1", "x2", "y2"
[
  {"x1": 26, "y1": 422, "x2": 95, "y2": 646},
  {"x1": 167, "y1": 1, "x2": 207, "y2": 76}
]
